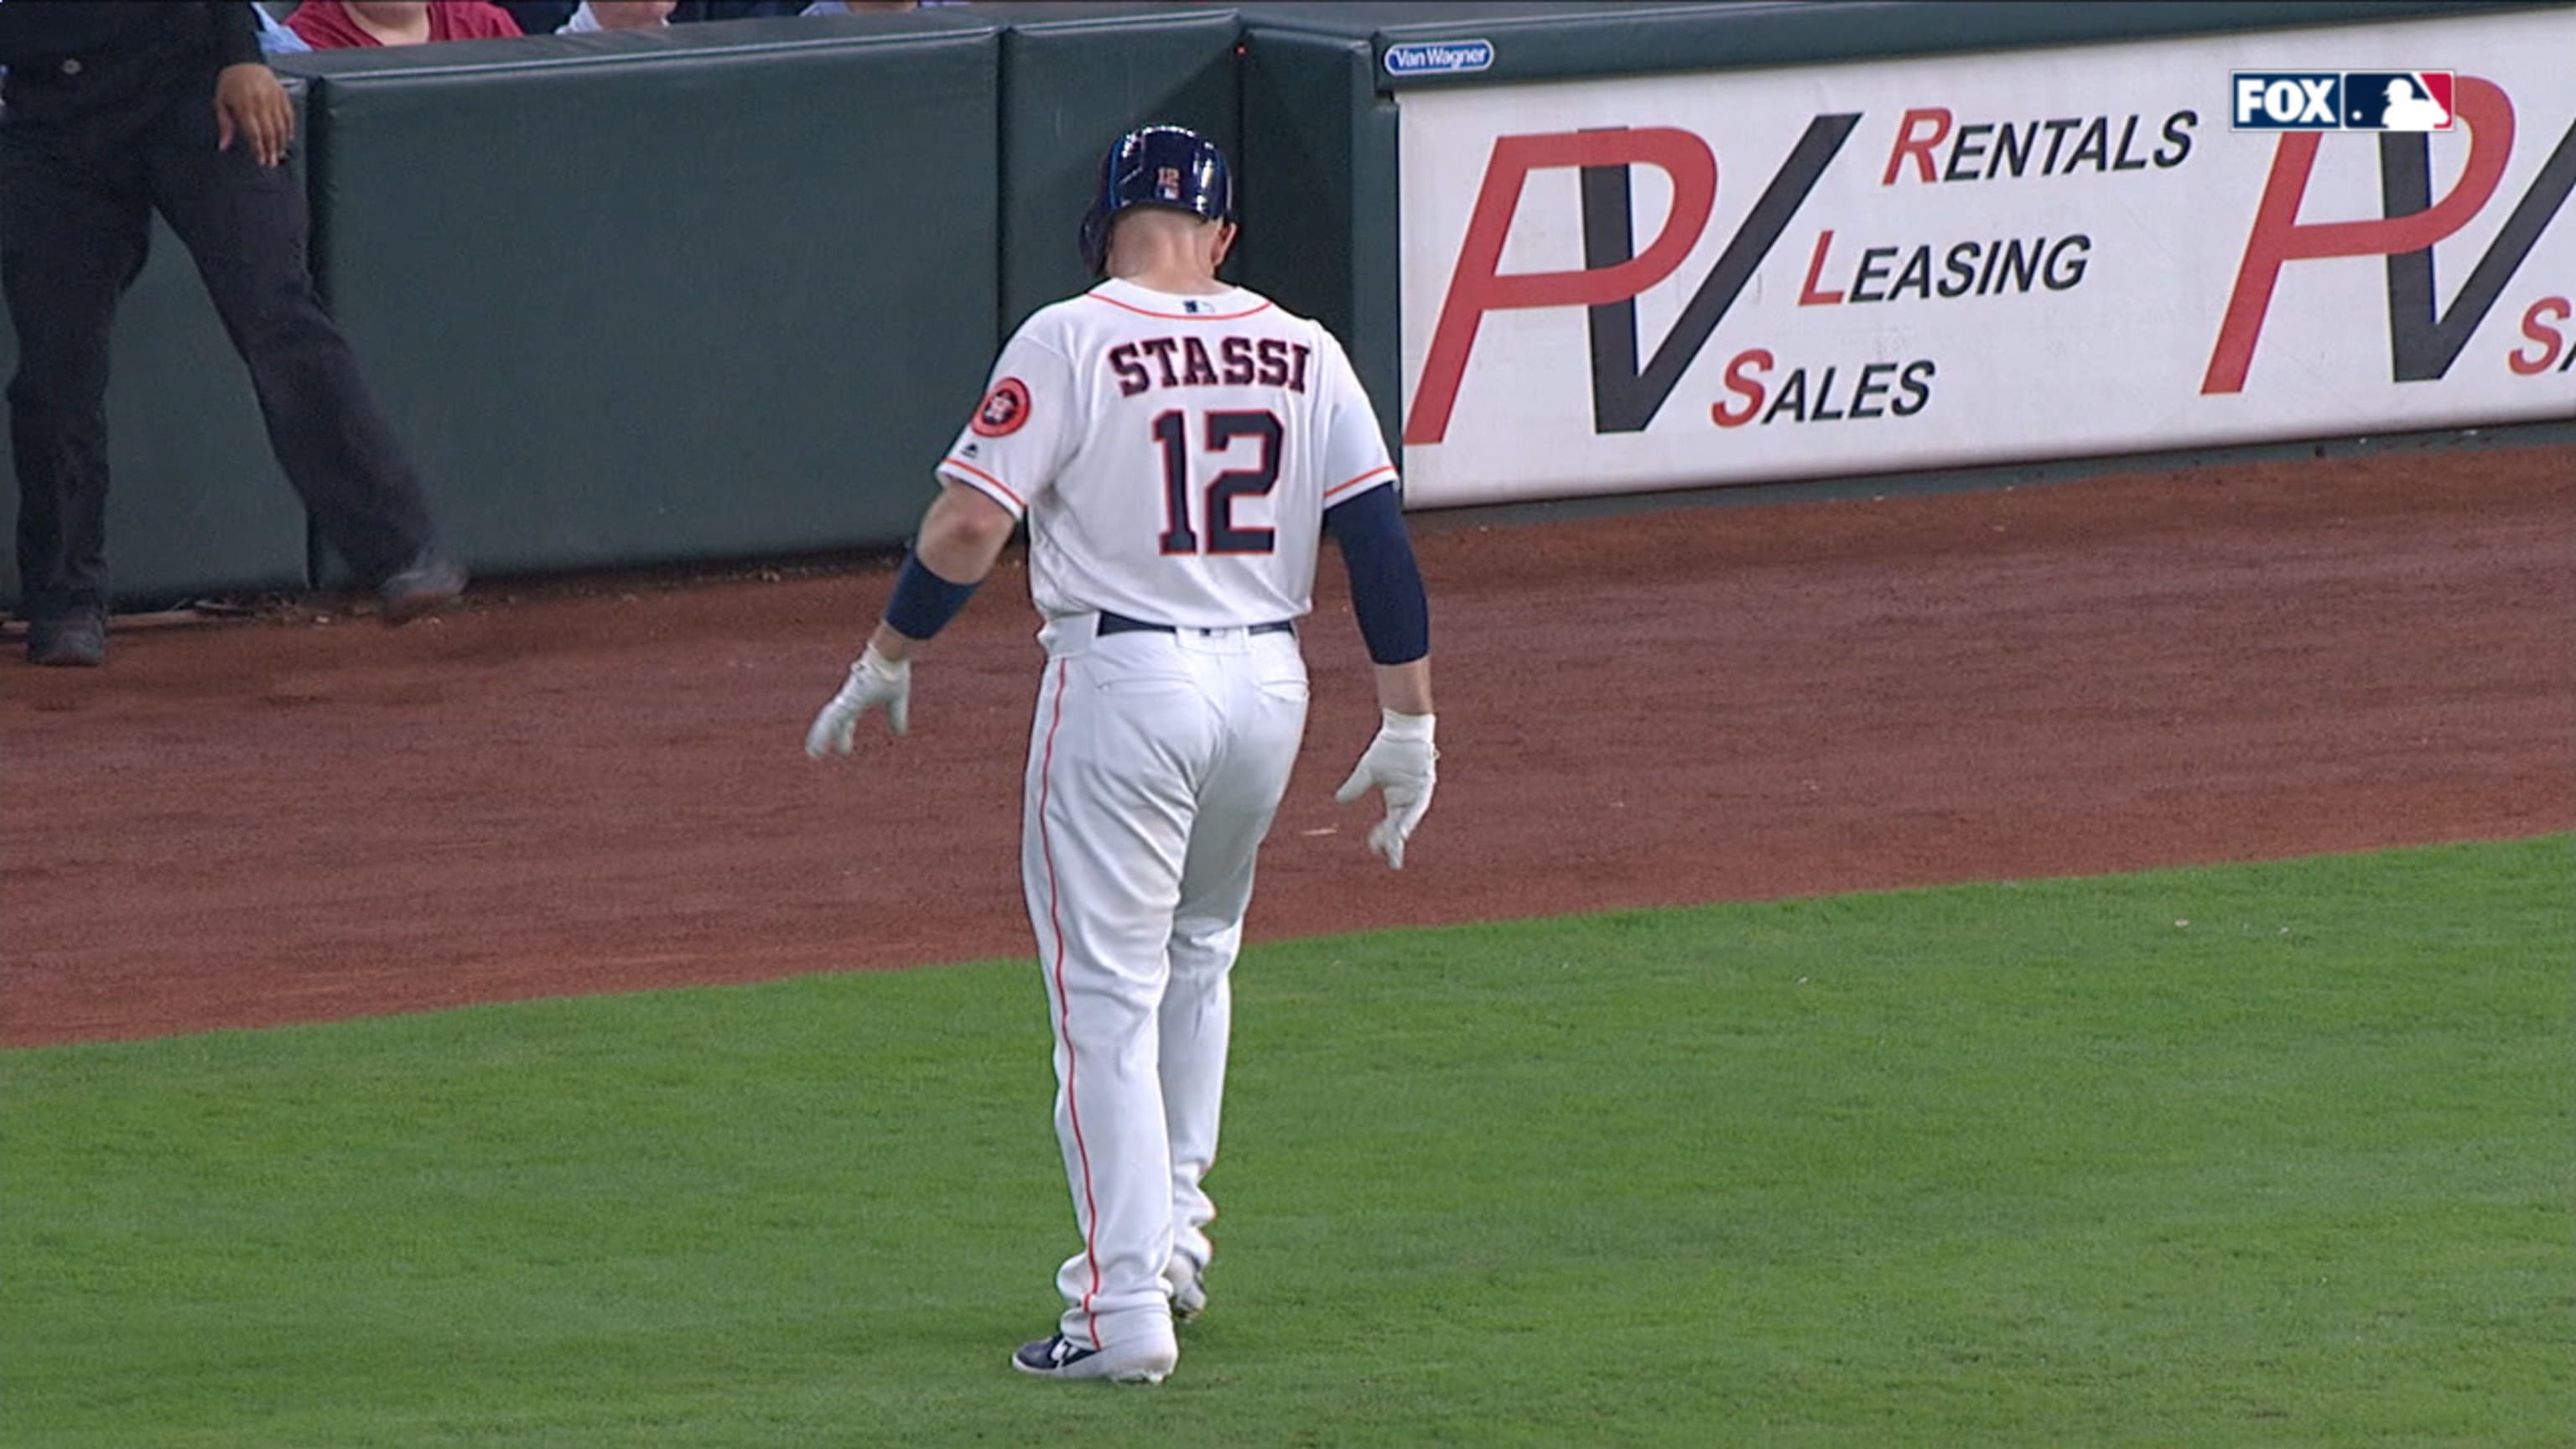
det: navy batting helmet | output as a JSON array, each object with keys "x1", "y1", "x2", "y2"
[{"x1": 1078, "y1": 125, "x2": 1235, "y2": 278}]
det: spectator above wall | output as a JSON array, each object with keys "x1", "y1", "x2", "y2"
[
  {"x1": 286, "y1": 1, "x2": 523, "y2": 49},
  {"x1": 491, "y1": 0, "x2": 814, "y2": 34},
  {"x1": 556, "y1": 2, "x2": 681, "y2": 32},
  {"x1": 276, "y1": 0, "x2": 946, "y2": 44}
]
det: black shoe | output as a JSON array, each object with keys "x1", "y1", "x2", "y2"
[
  {"x1": 377, "y1": 550, "x2": 466, "y2": 626},
  {"x1": 26, "y1": 612, "x2": 106, "y2": 667}
]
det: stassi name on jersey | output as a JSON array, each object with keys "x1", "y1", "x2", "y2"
[{"x1": 1109, "y1": 336, "x2": 1315, "y2": 397}]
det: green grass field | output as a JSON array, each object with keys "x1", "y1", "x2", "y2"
[{"x1": 4, "y1": 838, "x2": 2568, "y2": 1447}]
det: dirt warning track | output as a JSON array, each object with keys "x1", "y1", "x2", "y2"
[{"x1": 3, "y1": 445, "x2": 2568, "y2": 1046}]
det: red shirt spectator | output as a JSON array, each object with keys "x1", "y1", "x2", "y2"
[{"x1": 288, "y1": 2, "x2": 524, "y2": 49}]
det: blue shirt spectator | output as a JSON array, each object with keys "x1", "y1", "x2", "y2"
[
  {"x1": 559, "y1": 2, "x2": 674, "y2": 30},
  {"x1": 500, "y1": 0, "x2": 802, "y2": 30},
  {"x1": 257, "y1": 4, "x2": 312, "y2": 52}
]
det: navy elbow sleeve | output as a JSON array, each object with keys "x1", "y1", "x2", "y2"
[{"x1": 1326, "y1": 486, "x2": 1430, "y2": 665}]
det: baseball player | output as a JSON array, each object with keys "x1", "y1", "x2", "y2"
[{"x1": 804, "y1": 125, "x2": 1437, "y2": 1385}]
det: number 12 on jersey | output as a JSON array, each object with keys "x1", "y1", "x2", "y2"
[{"x1": 1155, "y1": 409, "x2": 1282, "y2": 557}]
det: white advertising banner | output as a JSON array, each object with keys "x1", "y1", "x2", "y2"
[{"x1": 1394, "y1": 10, "x2": 2576, "y2": 506}]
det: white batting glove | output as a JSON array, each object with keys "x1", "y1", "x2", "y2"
[
  {"x1": 804, "y1": 644, "x2": 911, "y2": 758},
  {"x1": 1334, "y1": 709, "x2": 1437, "y2": 870}
]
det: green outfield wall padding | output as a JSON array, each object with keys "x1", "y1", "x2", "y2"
[
  {"x1": 279, "y1": 13, "x2": 1000, "y2": 579},
  {"x1": 1235, "y1": 26, "x2": 1402, "y2": 454},
  {"x1": 979, "y1": 3, "x2": 1243, "y2": 335},
  {"x1": 0, "y1": 90, "x2": 315, "y2": 614},
  {"x1": 24, "y1": 0, "x2": 2555, "y2": 607}
]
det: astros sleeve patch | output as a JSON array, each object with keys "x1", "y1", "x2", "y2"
[
  {"x1": 972, "y1": 377, "x2": 1032, "y2": 438},
  {"x1": 940, "y1": 330, "x2": 1079, "y2": 517}
]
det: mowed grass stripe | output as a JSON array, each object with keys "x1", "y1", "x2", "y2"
[{"x1": 3, "y1": 837, "x2": 2566, "y2": 1447}]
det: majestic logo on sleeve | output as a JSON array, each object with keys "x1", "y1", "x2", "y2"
[{"x1": 972, "y1": 377, "x2": 1031, "y2": 437}]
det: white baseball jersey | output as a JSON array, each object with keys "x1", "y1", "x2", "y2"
[
  {"x1": 939, "y1": 277, "x2": 1402, "y2": 1366},
  {"x1": 937, "y1": 278, "x2": 1398, "y2": 629}
]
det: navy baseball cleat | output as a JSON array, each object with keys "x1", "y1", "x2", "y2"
[{"x1": 1011, "y1": 1332, "x2": 1178, "y2": 1384}]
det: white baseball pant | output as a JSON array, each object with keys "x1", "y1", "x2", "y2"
[{"x1": 1021, "y1": 612, "x2": 1307, "y2": 1354}]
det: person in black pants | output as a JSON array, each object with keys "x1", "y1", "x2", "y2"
[{"x1": 0, "y1": 0, "x2": 465, "y2": 667}]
